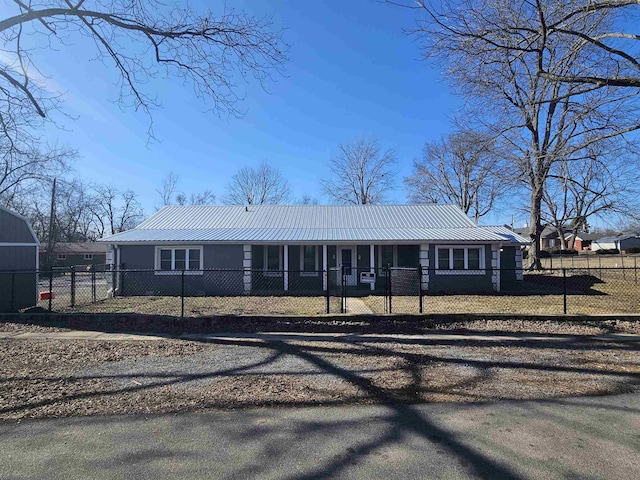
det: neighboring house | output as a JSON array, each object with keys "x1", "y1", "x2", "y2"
[
  {"x1": 514, "y1": 226, "x2": 564, "y2": 250},
  {"x1": 39, "y1": 242, "x2": 107, "y2": 268},
  {"x1": 99, "y1": 204, "x2": 529, "y2": 295},
  {"x1": 565, "y1": 232, "x2": 599, "y2": 251},
  {"x1": 592, "y1": 234, "x2": 640, "y2": 252},
  {"x1": 0, "y1": 206, "x2": 39, "y2": 312}
]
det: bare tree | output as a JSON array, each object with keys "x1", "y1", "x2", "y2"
[
  {"x1": 297, "y1": 194, "x2": 319, "y2": 205},
  {"x1": 155, "y1": 172, "x2": 180, "y2": 208},
  {"x1": 543, "y1": 141, "x2": 640, "y2": 249},
  {"x1": 54, "y1": 178, "x2": 98, "y2": 242},
  {"x1": 405, "y1": 130, "x2": 505, "y2": 223},
  {"x1": 222, "y1": 161, "x2": 290, "y2": 205},
  {"x1": 156, "y1": 171, "x2": 216, "y2": 208},
  {"x1": 402, "y1": 0, "x2": 640, "y2": 268},
  {"x1": 0, "y1": 145, "x2": 74, "y2": 207},
  {"x1": 321, "y1": 137, "x2": 397, "y2": 205},
  {"x1": 90, "y1": 184, "x2": 144, "y2": 237},
  {"x1": 532, "y1": 1, "x2": 640, "y2": 88},
  {"x1": 175, "y1": 191, "x2": 216, "y2": 206},
  {"x1": 0, "y1": 0, "x2": 288, "y2": 145}
]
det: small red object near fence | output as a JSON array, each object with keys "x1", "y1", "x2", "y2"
[{"x1": 39, "y1": 291, "x2": 55, "y2": 301}]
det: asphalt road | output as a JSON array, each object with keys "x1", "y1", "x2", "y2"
[{"x1": 1, "y1": 393, "x2": 639, "y2": 480}]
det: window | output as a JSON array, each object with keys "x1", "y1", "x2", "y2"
[
  {"x1": 84, "y1": 254, "x2": 93, "y2": 260},
  {"x1": 57, "y1": 254, "x2": 66, "y2": 260},
  {"x1": 379, "y1": 245, "x2": 394, "y2": 269},
  {"x1": 436, "y1": 246, "x2": 485, "y2": 274},
  {"x1": 397, "y1": 245, "x2": 419, "y2": 267},
  {"x1": 264, "y1": 245, "x2": 282, "y2": 275},
  {"x1": 300, "y1": 245, "x2": 318, "y2": 275},
  {"x1": 155, "y1": 247, "x2": 203, "y2": 274}
]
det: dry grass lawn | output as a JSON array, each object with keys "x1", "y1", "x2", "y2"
[{"x1": 36, "y1": 270, "x2": 639, "y2": 316}]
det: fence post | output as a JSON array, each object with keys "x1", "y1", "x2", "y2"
[
  {"x1": 599, "y1": 256, "x2": 602, "y2": 280},
  {"x1": 10, "y1": 271, "x2": 15, "y2": 312},
  {"x1": 91, "y1": 267, "x2": 96, "y2": 303},
  {"x1": 562, "y1": 268, "x2": 567, "y2": 315},
  {"x1": 119, "y1": 266, "x2": 124, "y2": 297},
  {"x1": 418, "y1": 264, "x2": 423, "y2": 314},
  {"x1": 325, "y1": 270, "x2": 330, "y2": 314},
  {"x1": 48, "y1": 266, "x2": 53, "y2": 312},
  {"x1": 341, "y1": 265, "x2": 346, "y2": 314},
  {"x1": 70, "y1": 266, "x2": 76, "y2": 308},
  {"x1": 383, "y1": 266, "x2": 388, "y2": 313},
  {"x1": 112, "y1": 264, "x2": 117, "y2": 298},
  {"x1": 181, "y1": 268, "x2": 185, "y2": 319},
  {"x1": 388, "y1": 265, "x2": 393, "y2": 314},
  {"x1": 586, "y1": 254, "x2": 590, "y2": 276},
  {"x1": 635, "y1": 257, "x2": 637, "y2": 286}
]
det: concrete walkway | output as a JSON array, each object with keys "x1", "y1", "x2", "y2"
[
  {"x1": 344, "y1": 297, "x2": 374, "y2": 314},
  {"x1": 1, "y1": 330, "x2": 639, "y2": 343},
  {"x1": 1, "y1": 392, "x2": 638, "y2": 479}
]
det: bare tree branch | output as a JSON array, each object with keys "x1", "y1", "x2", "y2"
[
  {"x1": 0, "y1": 0, "x2": 288, "y2": 145},
  {"x1": 321, "y1": 136, "x2": 397, "y2": 205},
  {"x1": 405, "y1": 130, "x2": 506, "y2": 223},
  {"x1": 400, "y1": 0, "x2": 640, "y2": 268},
  {"x1": 223, "y1": 161, "x2": 290, "y2": 205}
]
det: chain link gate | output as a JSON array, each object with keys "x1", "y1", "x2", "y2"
[{"x1": 327, "y1": 265, "x2": 423, "y2": 314}]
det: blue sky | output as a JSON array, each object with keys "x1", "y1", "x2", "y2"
[{"x1": 30, "y1": 1, "x2": 517, "y2": 222}]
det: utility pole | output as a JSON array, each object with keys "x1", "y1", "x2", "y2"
[{"x1": 46, "y1": 179, "x2": 57, "y2": 265}]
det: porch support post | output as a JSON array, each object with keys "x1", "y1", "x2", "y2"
[
  {"x1": 283, "y1": 244, "x2": 289, "y2": 291},
  {"x1": 322, "y1": 244, "x2": 328, "y2": 291},
  {"x1": 243, "y1": 245, "x2": 252, "y2": 294},
  {"x1": 515, "y1": 248, "x2": 523, "y2": 281},
  {"x1": 491, "y1": 243, "x2": 501, "y2": 292},
  {"x1": 370, "y1": 244, "x2": 375, "y2": 291},
  {"x1": 419, "y1": 244, "x2": 429, "y2": 292}
]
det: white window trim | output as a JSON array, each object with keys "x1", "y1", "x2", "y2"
[
  {"x1": 264, "y1": 245, "x2": 283, "y2": 277},
  {"x1": 300, "y1": 245, "x2": 319, "y2": 276},
  {"x1": 57, "y1": 254, "x2": 66, "y2": 260},
  {"x1": 435, "y1": 245, "x2": 485, "y2": 275},
  {"x1": 154, "y1": 246, "x2": 203, "y2": 275},
  {"x1": 84, "y1": 254, "x2": 93, "y2": 260}
]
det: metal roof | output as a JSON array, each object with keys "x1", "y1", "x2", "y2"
[
  {"x1": 595, "y1": 233, "x2": 640, "y2": 243},
  {"x1": 38, "y1": 242, "x2": 107, "y2": 254},
  {"x1": 481, "y1": 226, "x2": 530, "y2": 245},
  {"x1": 100, "y1": 204, "x2": 509, "y2": 244}
]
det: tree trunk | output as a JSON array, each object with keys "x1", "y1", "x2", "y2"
[
  {"x1": 557, "y1": 229, "x2": 567, "y2": 250},
  {"x1": 528, "y1": 187, "x2": 544, "y2": 270}
]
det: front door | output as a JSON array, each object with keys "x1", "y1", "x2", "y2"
[{"x1": 338, "y1": 247, "x2": 357, "y2": 286}]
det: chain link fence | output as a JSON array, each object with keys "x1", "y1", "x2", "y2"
[{"x1": 1, "y1": 265, "x2": 638, "y2": 316}]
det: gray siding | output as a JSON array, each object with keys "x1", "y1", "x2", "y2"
[
  {"x1": 0, "y1": 246, "x2": 37, "y2": 312},
  {"x1": 203, "y1": 244, "x2": 243, "y2": 269},
  {"x1": 119, "y1": 244, "x2": 244, "y2": 296},
  {"x1": 120, "y1": 245, "x2": 155, "y2": 270},
  {"x1": 427, "y1": 244, "x2": 493, "y2": 293},
  {"x1": 621, "y1": 237, "x2": 640, "y2": 251},
  {"x1": 0, "y1": 245, "x2": 37, "y2": 270},
  {"x1": 500, "y1": 247, "x2": 518, "y2": 288},
  {"x1": 0, "y1": 209, "x2": 36, "y2": 244}
]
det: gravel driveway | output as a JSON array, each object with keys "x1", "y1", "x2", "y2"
[{"x1": 2, "y1": 319, "x2": 639, "y2": 420}]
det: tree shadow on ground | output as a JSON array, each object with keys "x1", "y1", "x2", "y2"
[{"x1": 2, "y1": 332, "x2": 640, "y2": 478}]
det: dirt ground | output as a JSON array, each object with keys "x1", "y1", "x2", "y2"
[{"x1": 1, "y1": 320, "x2": 639, "y2": 420}]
